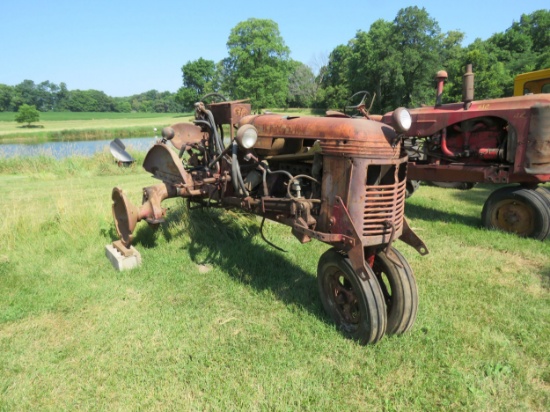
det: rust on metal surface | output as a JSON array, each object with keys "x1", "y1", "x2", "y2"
[
  {"x1": 399, "y1": 219, "x2": 429, "y2": 256},
  {"x1": 525, "y1": 103, "x2": 550, "y2": 174},
  {"x1": 143, "y1": 144, "x2": 191, "y2": 185},
  {"x1": 239, "y1": 114, "x2": 401, "y2": 158},
  {"x1": 112, "y1": 240, "x2": 134, "y2": 257},
  {"x1": 207, "y1": 100, "x2": 251, "y2": 139},
  {"x1": 168, "y1": 122, "x2": 207, "y2": 151}
]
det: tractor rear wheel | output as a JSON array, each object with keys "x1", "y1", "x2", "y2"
[
  {"x1": 535, "y1": 186, "x2": 550, "y2": 205},
  {"x1": 372, "y1": 248, "x2": 418, "y2": 335},
  {"x1": 317, "y1": 249, "x2": 387, "y2": 345},
  {"x1": 481, "y1": 186, "x2": 550, "y2": 240}
]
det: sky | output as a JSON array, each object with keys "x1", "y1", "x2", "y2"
[{"x1": 1, "y1": 0, "x2": 548, "y2": 97}]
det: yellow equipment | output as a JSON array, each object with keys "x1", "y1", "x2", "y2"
[{"x1": 513, "y1": 68, "x2": 550, "y2": 96}]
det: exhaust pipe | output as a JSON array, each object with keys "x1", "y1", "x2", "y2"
[
  {"x1": 435, "y1": 70, "x2": 448, "y2": 107},
  {"x1": 462, "y1": 64, "x2": 474, "y2": 110}
]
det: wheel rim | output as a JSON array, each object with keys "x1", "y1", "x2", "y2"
[
  {"x1": 491, "y1": 199, "x2": 534, "y2": 235},
  {"x1": 324, "y1": 266, "x2": 361, "y2": 332},
  {"x1": 372, "y1": 259, "x2": 393, "y2": 311}
]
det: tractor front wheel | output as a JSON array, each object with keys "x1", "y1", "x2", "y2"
[
  {"x1": 481, "y1": 186, "x2": 550, "y2": 240},
  {"x1": 372, "y1": 248, "x2": 418, "y2": 335},
  {"x1": 317, "y1": 249, "x2": 387, "y2": 345}
]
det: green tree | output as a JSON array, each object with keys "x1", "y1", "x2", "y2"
[
  {"x1": 319, "y1": 44, "x2": 352, "y2": 110},
  {"x1": 484, "y1": 9, "x2": 550, "y2": 94},
  {"x1": 464, "y1": 40, "x2": 511, "y2": 99},
  {"x1": 287, "y1": 60, "x2": 316, "y2": 108},
  {"x1": 65, "y1": 89, "x2": 114, "y2": 112},
  {"x1": 346, "y1": 22, "x2": 396, "y2": 113},
  {"x1": 12, "y1": 80, "x2": 38, "y2": 110},
  {"x1": 114, "y1": 98, "x2": 132, "y2": 113},
  {"x1": 15, "y1": 104, "x2": 40, "y2": 127},
  {"x1": 55, "y1": 82, "x2": 70, "y2": 111},
  {"x1": 389, "y1": 7, "x2": 444, "y2": 108},
  {"x1": 438, "y1": 30, "x2": 466, "y2": 103},
  {"x1": 176, "y1": 58, "x2": 216, "y2": 110},
  {"x1": 510, "y1": 10, "x2": 550, "y2": 56},
  {"x1": 0, "y1": 84, "x2": 14, "y2": 111},
  {"x1": 319, "y1": 7, "x2": 467, "y2": 112},
  {"x1": 224, "y1": 18, "x2": 290, "y2": 109},
  {"x1": 139, "y1": 100, "x2": 153, "y2": 113}
]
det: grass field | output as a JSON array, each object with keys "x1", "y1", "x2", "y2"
[
  {"x1": 0, "y1": 153, "x2": 548, "y2": 410},
  {"x1": 0, "y1": 112, "x2": 194, "y2": 142}
]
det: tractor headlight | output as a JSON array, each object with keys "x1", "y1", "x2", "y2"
[
  {"x1": 392, "y1": 107, "x2": 412, "y2": 133},
  {"x1": 236, "y1": 124, "x2": 258, "y2": 149}
]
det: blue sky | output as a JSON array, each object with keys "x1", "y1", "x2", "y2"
[{"x1": 1, "y1": 0, "x2": 548, "y2": 97}]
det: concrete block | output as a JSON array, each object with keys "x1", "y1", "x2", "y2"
[{"x1": 105, "y1": 243, "x2": 142, "y2": 271}]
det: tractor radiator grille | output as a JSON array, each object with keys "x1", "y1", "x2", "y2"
[{"x1": 362, "y1": 163, "x2": 407, "y2": 239}]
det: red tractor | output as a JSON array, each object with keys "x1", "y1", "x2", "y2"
[{"x1": 352, "y1": 64, "x2": 550, "y2": 240}]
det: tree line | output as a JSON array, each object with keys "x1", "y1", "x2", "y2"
[
  {"x1": 176, "y1": 8, "x2": 549, "y2": 112},
  {"x1": 2, "y1": 7, "x2": 548, "y2": 114},
  {"x1": 318, "y1": 7, "x2": 549, "y2": 113},
  {"x1": 0, "y1": 81, "x2": 184, "y2": 113}
]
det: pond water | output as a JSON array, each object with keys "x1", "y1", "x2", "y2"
[{"x1": 0, "y1": 137, "x2": 156, "y2": 159}]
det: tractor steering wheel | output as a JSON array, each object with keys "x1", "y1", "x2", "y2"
[
  {"x1": 199, "y1": 93, "x2": 228, "y2": 103},
  {"x1": 345, "y1": 90, "x2": 373, "y2": 117}
]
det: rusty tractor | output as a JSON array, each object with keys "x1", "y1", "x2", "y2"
[
  {"x1": 350, "y1": 65, "x2": 550, "y2": 240},
  {"x1": 110, "y1": 97, "x2": 428, "y2": 344}
]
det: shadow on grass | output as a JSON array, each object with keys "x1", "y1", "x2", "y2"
[
  {"x1": 190, "y1": 209, "x2": 322, "y2": 315},
  {"x1": 18, "y1": 124, "x2": 44, "y2": 129},
  {"x1": 445, "y1": 183, "x2": 550, "y2": 207},
  {"x1": 447, "y1": 183, "x2": 494, "y2": 206},
  {"x1": 405, "y1": 202, "x2": 481, "y2": 227},
  {"x1": 159, "y1": 205, "x2": 325, "y2": 318}
]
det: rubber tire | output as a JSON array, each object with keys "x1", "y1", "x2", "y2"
[
  {"x1": 431, "y1": 181, "x2": 477, "y2": 190},
  {"x1": 535, "y1": 186, "x2": 550, "y2": 205},
  {"x1": 317, "y1": 249, "x2": 387, "y2": 345},
  {"x1": 481, "y1": 186, "x2": 550, "y2": 240},
  {"x1": 372, "y1": 248, "x2": 418, "y2": 335},
  {"x1": 406, "y1": 180, "x2": 420, "y2": 198},
  {"x1": 535, "y1": 186, "x2": 550, "y2": 238}
]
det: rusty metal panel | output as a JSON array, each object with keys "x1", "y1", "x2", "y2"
[
  {"x1": 525, "y1": 103, "x2": 550, "y2": 174},
  {"x1": 143, "y1": 144, "x2": 190, "y2": 185},
  {"x1": 168, "y1": 122, "x2": 207, "y2": 151},
  {"x1": 319, "y1": 155, "x2": 407, "y2": 247},
  {"x1": 208, "y1": 100, "x2": 251, "y2": 139},
  {"x1": 318, "y1": 155, "x2": 353, "y2": 233},
  {"x1": 239, "y1": 115, "x2": 401, "y2": 158}
]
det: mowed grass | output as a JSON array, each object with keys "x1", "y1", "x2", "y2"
[
  {"x1": 0, "y1": 112, "x2": 194, "y2": 141},
  {"x1": 0, "y1": 155, "x2": 548, "y2": 410}
]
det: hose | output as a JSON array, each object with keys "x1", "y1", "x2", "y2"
[
  {"x1": 286, "y1": 174, "x2": 320, "y2": 200},
  {"x1": 231, "y1": 142, "x2": 249, "y2": 197},
  {"x1": 205, "y1": 110, "x2": 224, "y2": 156}
]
